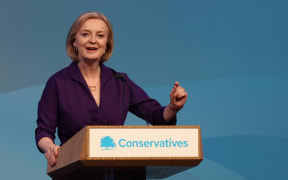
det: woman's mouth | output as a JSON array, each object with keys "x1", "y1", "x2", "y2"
[{"x1": 86, "y1": 47, "x2": 98, "y2": 51}]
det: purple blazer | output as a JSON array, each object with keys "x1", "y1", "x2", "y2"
[{"x1": 35, "y1": 62, "x2": 176, "y2": 152}]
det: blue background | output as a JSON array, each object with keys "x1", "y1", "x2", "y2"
[{"x1": 0, "y1": 0, "x2": 287, "y2": 179}]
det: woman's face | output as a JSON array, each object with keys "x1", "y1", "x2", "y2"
[{"x1": 74, "y1": 19, "x2": 109, "y2": 62}]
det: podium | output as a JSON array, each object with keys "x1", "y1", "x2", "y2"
[{"x1": 47, "y1": 126, "x2": 203, "y2": 179}]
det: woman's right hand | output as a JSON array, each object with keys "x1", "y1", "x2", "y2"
[{"x1": 45, "y1": 144, "x2": 60, "y2": 167}]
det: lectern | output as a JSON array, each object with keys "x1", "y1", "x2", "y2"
[{"x1": 47, "y1": 126, "x2": 203, "y2": 179}]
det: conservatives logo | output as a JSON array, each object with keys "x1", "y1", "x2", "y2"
[
  {"x1": 100, "y1": 136, "x2": 116, "y2": 150},
  {"x1": 100, "y1": 137, "x2": 188, "y2": 150}
]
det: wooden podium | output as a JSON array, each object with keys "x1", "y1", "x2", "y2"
[{"x1": 47, "y1": 126, "x2": 203, "y2": 179}]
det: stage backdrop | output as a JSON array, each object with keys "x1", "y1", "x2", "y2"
[{"x1": 0, "y1": 0, "x2": 287, "y2": 179}]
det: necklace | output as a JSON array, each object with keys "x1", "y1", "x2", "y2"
[{"x1": 89, "y1": 86, "x2": 97, "y2": 91}]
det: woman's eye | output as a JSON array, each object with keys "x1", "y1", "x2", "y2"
[
  {"x1": 82, "y1": 33, "x2": 88, "y2": 37},
  {"x1": 98, "y1": 34, "x2": 104, "y2": 38}
]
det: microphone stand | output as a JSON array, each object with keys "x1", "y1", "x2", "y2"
[{"x1": 115, "y1": 74, "x2": 149, "y2": 126}]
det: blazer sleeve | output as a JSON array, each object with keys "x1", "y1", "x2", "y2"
[
  {"x1": 35, "y1": 77, "x2": 59, "y2": 153},
  {"x1": 125, "y1": 74, "x2": 177, "y2": 125}
]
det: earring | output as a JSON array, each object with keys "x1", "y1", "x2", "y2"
[{"x1": 75, "y1": 47, "x2": 78, "y2": 53}]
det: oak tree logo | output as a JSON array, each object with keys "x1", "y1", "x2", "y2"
[{"x1": 100, "y1": 136, "x2": 116, "y2": 150}]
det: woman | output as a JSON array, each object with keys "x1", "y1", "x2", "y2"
[{"x1": 35, "y1": 12, "x2": 188, "y2": 178}]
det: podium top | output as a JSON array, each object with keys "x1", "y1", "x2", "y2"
[{"x1": 47, "y1": 125, "x2": 203, "y2": 176}]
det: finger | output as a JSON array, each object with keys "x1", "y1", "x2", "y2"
[
  {"x1": 175, "y1": 93, "x2": 187, "y2": 103},
  {"x1": 50, "y1": 158, "x2": 56, "y2": 167},
  {"x1": 173, "y1": 90, "x2": 178, "y2": 98},
  {"x1": 51, "y1": 147, "x2": 59, "y2": 166},
  {"x1": 182, "y1": 91, "x2": 188, "y2": 98},
  {"x1": 174, "y1": 84, "x2": 183, "y2": 92},
  {"x1": 47, "y1": 152, "x2": 53, "y2": 166},
  {"x1": 46, "y1": 146, "x2": 56, "y2": 167},
  {"x1": 178, "y1": 90, "x2": 188, "y2": 100},
  {"x1": 50, "y1": 153, "x2": 56, "y2": 166},
  {"x1": 45, "y1": 152, "x2": 49, "y2": 163},
  {"x1": 174, "y1": 91, "x2": 188, "y2": 104},
  {"x1": 177, "y1": 88, "x2": 185, "y2": 94},
  {"x1": 46, "y1": 148, "x2": 51, "y2": 161},
  {"x1": 176, "y1": 96, "x2": 186, "y2": 103},
  {"x1": 173, "y1": 87, "x2": 183, "y2": 97},
  {"x1": 54, "y1": 146, "x2": 59, "y2": 157},
  {"x1": 172, "y1": 86, "x2": 177, "y2": 93},
  {"x1": 176, "y1": 83, "x2": 184, "y2": 90},
  {"x1": 179, "y1": 89, "x2": 188, "y2": 97},
  {"x1": 48, "y1": 148, "x2": 53, "y2": 163},
  {"x1": 174, "y1": 81, "x2": 180, "y2": 87},
  {"x1": 170, "y1": 84, "x2": 177, "y2": 97}
]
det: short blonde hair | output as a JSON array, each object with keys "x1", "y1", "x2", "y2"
[{"x1": 66, "y1": 12, "x2": 114, "y2": 62}]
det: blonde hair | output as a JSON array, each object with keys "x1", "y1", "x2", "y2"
[{"x1": 66, "y1": 12, "x2": 114, "y2": 62}]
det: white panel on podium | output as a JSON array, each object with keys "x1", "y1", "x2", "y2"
[{"x1": 89, "y1": 128, "x2": 199, "y2": 158}]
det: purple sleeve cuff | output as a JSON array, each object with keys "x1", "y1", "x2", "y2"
[
  {"x1": 35, "y1": 128, "x2": 56, "y2": 153},
  {"x1": 151, "y1": 106, "x2": 177, "y2": 125}
]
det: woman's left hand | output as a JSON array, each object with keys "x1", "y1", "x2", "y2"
[{"x1": 169, "y1": 81, "x2": 188, "y2": 111}]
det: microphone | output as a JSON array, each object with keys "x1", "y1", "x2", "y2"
[
  {"x1": 115, "y1": 74, "x2": 126, "y2": 82},
  {"x1": 115, "y1": 74, "x2": 149, "y2": 126}
]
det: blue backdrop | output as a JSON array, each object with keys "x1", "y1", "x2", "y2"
[{"x1": 0, "y1": 0, "x2": 287, "y2": 179}]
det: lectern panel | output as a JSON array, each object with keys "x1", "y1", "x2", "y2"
[{"x1": 89, "y1": 128, "x2": 199, "y2": 158}]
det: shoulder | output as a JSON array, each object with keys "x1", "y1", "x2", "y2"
[
  {"x1": 101, "y1": 63, "x2": 128, "y2": 81},
  {"x1": 50, "y1": 63, "x2": 73, "y2": 81},
  {"x1": 44, "y1": 62, "x2": 75, "y2": 89},
  {"x1": 47, "y1": 62, "x2": 82, "y2": 84},
  {"x1": 102, "y1": 64, "x2": 140, "y2": 87}
]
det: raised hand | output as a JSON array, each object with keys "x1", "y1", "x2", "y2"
[{"x1": 169, "y1": 81, "x2": 188, "y2": 111}]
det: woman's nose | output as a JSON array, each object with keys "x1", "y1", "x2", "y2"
[{"x1": 89, "y1": 35, "x2": 97, "y2": 44}]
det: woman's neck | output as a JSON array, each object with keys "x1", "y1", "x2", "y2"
[{"x1": 77, "y1": 59, "x2": 101, "y2": 79}]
